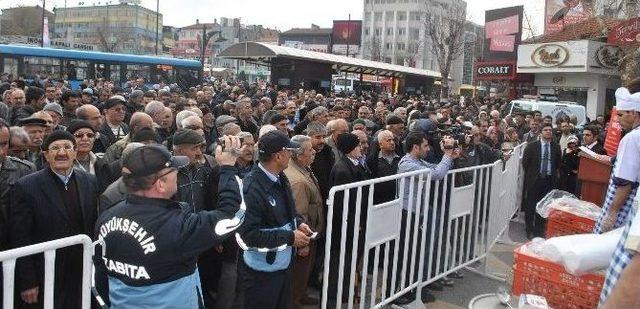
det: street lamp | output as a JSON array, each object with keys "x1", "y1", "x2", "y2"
[{"x1": 200, "y1": 25, "x2": 227, "y2": 65}]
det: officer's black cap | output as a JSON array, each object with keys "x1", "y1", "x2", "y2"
[
  {"x1": 122, "y1": 145, "x2": 188, "y2": 178},
  {"x1": 258, "y1": 131, "x2": 300, "y2": 156},
  {"x1": 173, "y1": 129, "x2": 205, "y2": 146}
]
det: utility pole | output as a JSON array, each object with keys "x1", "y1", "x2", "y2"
[
  {"x1": 155, "y1": 0, "x2": 159, "y2": 55},
  {"x1": 201, "y1": 23, "x2": 207, "y2": 65}
]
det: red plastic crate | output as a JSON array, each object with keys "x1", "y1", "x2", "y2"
[
  {"x1": 545, "y1": 209, "x2": 597, "y2": 238},
  {"x1": 512, "y1": 244, "x2": 604, "y2": 309}
]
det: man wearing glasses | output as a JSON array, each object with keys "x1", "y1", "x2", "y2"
[
  {"x1": 10, "y1": 130, "x2": 99, "y2": 308},
  {"x1": 99, "y1": 96, "x2": 130, "y2": 148},
  {"x1": 67, "y1": 120, "x2": 114, "y2": 193}
]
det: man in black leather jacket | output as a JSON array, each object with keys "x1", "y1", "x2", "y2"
[{"x1": 0, "y1": 118, "x2": 35, "y2": 250}]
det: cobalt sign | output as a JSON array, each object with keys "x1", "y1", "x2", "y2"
[{"x1": 474, "y1": 61, "x2": 516, "y2": 80}]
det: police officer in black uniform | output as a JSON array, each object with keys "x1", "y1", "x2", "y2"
[
  {"x1": 236, "y1": 130, "x2": 315, "y2": 309},
  {"x1": 94, "y1": 136, "x2": 244, "y2": 308}
]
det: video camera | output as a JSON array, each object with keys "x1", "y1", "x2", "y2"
[{"x1": 426, "y1": 124, "x2": 471, "y2": 149}]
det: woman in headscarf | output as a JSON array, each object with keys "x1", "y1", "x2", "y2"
[{"x1": 559, "y1": 135, "x2": 581, "y2": 194}]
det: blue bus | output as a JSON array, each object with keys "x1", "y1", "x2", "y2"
[{"x1": 0, "y1": 44, "x2": 202, "y2": 89}]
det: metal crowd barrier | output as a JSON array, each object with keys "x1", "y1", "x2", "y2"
[
  {"x1": 321, "y1": 144, "x2": 525, "y2": 309},
  {"x1": 1, "y1": 234, "x2": 94, "y2": 309}
]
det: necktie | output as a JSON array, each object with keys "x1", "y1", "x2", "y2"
[{"x1": 541, "y1": 143, "x2": 549, "y2": 175}]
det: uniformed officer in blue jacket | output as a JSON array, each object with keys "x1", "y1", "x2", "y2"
[
  {"x1": 236, "y1": 130, "x2": 315, "y2": 309},
  {"x1": 95, "y1": 136, "x2": 245, "y2": 309}
]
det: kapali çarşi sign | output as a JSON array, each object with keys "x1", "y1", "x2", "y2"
[{"x1": 474, "y1": 61, "x2": 516, "y2": 80}]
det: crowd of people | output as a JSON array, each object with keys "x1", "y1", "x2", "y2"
[{"x1": 0, "y1": 73, "x2": 617, "y2": 308}]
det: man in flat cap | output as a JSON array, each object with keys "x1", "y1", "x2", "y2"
[
  {"x1": 99, "y1": 96, "x2": 130, "y2": 148},
  {"x1": 172, "y1": 129, "x2": 217, "y2": 213},
  {"x1": 10, "y1": 130, "x2": 98, "y2": 308},
  {"x1": 125, "y1": 90, "x2": 145, "y2": 124},
  {"x1": 19, "y1": 116, "x2": 48, "y2": 169},
  {"x1": 172, "y1": 129, "x2": 220, "y2": 307}
]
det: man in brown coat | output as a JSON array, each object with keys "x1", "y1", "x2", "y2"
[{"x1": 284, "y1": 135, "x2": 324, "y2": 308}]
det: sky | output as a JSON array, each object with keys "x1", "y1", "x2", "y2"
[{"x1": 0, "y1": 0, "x2": 545, "y2": 33}]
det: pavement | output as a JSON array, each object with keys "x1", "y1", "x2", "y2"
[
  {"x1": 304, "y1": 215, "x2": 529, "y2": 309},
  {"x1": 426, "y1": 219, "x2": 527, "y2": 309}
]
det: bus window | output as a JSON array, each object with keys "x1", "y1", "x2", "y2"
[
  {"x1": 24, "y1": 56, "x2": 61, "y2": 79},
  {"x1": 154, "y1": 64, "x2": 175, "y2": 85},
  {"x1": 176, "y1": 68, "x2": 199, "y2": 89},
  {"x1": 65, "y1": 60, "x2": 89, "y2": 80},
  {"x1": 126, "y1": 64, "x2": 151, "y2": 81},
  {"x1": 110, "y1": 65, "x2": 121, "y2": 84},
  {"x1": 3, "y1": 58, "x2": 18, "y2": 76}
]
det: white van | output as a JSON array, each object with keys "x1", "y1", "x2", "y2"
[{"x1": 505, "y1": 98, "x2": 587, "y2": 127}]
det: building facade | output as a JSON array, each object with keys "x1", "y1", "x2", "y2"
[
  {"x1": 279, "y1": 25, "x2": 333, "y2": 53},
  {"x1": 1, "y1": 6, "x2": 55, "y2": 38},
  {"x1": 517, "y1": 40, "x2": 621, "y2": 120},
  {"x1": 171, "y1": 17, "x2": 279, "y2": 77},
  {"x1": 53, "y1": 2, "x2": 162, "y2": 55},
  {"x1": 361, "y1": 0, "x2": 465, "y2": 93},
  {"x1": 162, "y1": 25, "x2": 179, "y2": 55},
  {"x1": 171, "y1": 18, "x2": 241, "y2": 69}
]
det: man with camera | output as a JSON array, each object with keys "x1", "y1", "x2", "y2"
[{"x1": 393, "y1": 131, "x2": 461, "y2": 304}]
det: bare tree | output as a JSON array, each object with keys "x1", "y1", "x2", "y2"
[
  {"x1": 404, "y1": 39, "x2": 425, "y2": 68},
  {"x1": 369, "y1": 34, "x2": 382, "y2": 62},
  {"x1": 96, "y1": 13, "x2": 134, "y2": 53},
  {"x1": 523, "y1": 13, "x2": 539, "y2": 42},
  {"x1": 422, "y1": 0, "x2": 467, "y2": 100}
]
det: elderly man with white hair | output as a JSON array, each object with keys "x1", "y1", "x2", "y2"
[
  {"x1": 325, "y1": 119, "x2": 349, "y2": 160},
  {"x1": 181, "y1": 116, "x2": 204, "y2": 135},
  {"x1": 175, "y1": 110, "x2": 199, "y2": 131},
  {"x1": 366, "y1": 130, "x2": 400, "y2": 204},
  {"x1": 284, "y1": 135, "x2": 323, "y2": 308},
  {"x1": 294, "y1": 106, "x2": 329, "y2": 135}
]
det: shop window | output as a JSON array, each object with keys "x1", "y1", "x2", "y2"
[{"x1": 3, "y1": 58, "x2": 18, "y2": 76}]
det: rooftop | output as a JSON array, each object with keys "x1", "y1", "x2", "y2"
[{"x1": 280, "y1": 28, "x2": 333, "y2": 36}]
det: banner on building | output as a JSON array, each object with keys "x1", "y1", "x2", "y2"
[
  {"x1": 474, "y1": 61, "x2": 516, "y2": 80},
  {"x1": 544, "y1": 0, "x2": 592, "y2": 34},
  {"x1": 608, "y1": 17, "x2": 640, "y2": 46},
  {"x1": 332, "y1": 20, "x2": 362, "y2": 46},
  {"x1": 483, "y1": 6, "x2": 523, "y2": 61},
  {"x1": 43, "y1": 17, "x2": 50, "y2": 47}
]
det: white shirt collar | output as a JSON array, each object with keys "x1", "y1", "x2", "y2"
[{"x1": 258, "y1": 162, "x2": 280, "y2": 182}]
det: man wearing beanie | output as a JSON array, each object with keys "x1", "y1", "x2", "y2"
[
  {"x1": 327, "y1": 132, "x2": 371, "y2": 303},
  {"x1": 10, "y1": 130, "x2": 98, "y2": 308}
]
